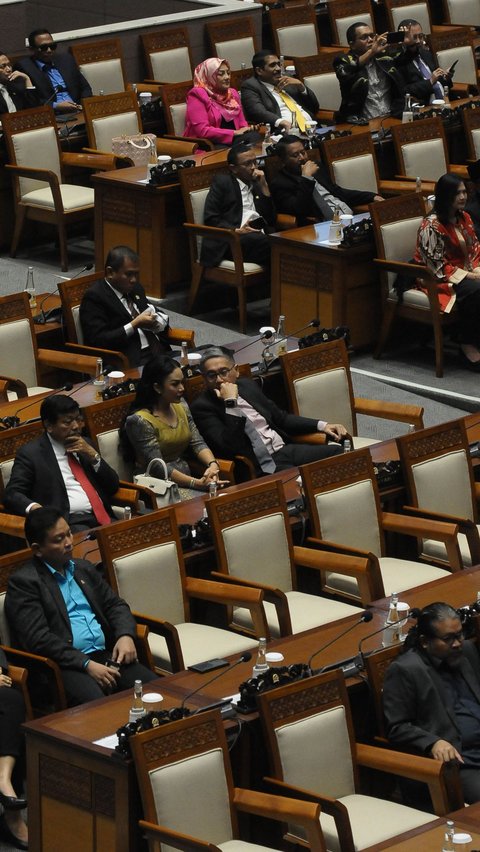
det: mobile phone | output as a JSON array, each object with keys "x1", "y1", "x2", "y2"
[
  {"x1": 188, "y1": 657, "x2": 229, "y2": 673},
  {"x1": 448, "y1": 59, "x2": 458, "y2": 75},
  {"x1": 386, "y1": 31, "x2": 405, "y2": 44},
  {"x1": 248, "y1": 216, "x2": 266, "y2": 230},
  {"x1": 106, "y1": 659, "x2": 121, "y2": 670}
]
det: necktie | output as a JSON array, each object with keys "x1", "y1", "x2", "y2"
[
  {"x1": 312, "y1": 184, "x2": 337, "y2": 219},
  {"x1": 67, "y1": 455, "x2": 111, "y2": 525},
  {"x1": 276, "y1": 89, "x2": 307, "y2": 132},
  {"x1": 0, "y1": 85, "x2": 16, "y2": 113},
  {"x1": 242, "y1": 417, "x2": 276, "y2": 473},
  {"x1": 125, "y1": 295, "x2": 160, "y2": 356}
]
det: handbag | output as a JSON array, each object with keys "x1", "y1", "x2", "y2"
[
  {"x1": 111, "y1": 133, "x2": 157, "y2": 166},
  {"x1": 133, "y1": 458, "x2": 181, "y2": 507}
]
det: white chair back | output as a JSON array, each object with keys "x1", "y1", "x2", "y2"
[
  {"x1": 380, "y1": 215, "x2": 424, "y2": 294},
  {"x1": 435, "y1": 45, "x2": 477, "y2": 85},
  {"x1": 331, "y1": 153, "x2": 378, "y2": 193},
  {"x1": 445, "y1": 0, "x2": 480, "y2": 24},
  {"x1": 276, "y1": 25, "x2": 318, "y2": 57},
  {"x1": 314, "y1": 480, "x2": 382, "y2": 556},
  {"x1": 170, "y1": 102, "x2": 187, "y2": 136},
  {"x1": 0, "y1": 459, "x2": 14, "y2": 490},
  {"x1": 0, "y1": 594, "x2": 11, "y2": 647},
  {"x1": 304, "y1": 71, "x2": 341, "y2": 112},
  {"x1": 91, "y1": 112, "x2": 140, "y2": 152},
  {"x1": 411, "y1": 449, "x2": 474, "y2": 519},
  {"x1": 292, "y1": 369, "x2": 354, "y2": 433},
  {"x1": 12, "y1": 126, "x2": 61, "y2": 197},
  {"x1": 112, "y1": 541, "x2": 185, "y2": 623},
  {"x1": 400, "y1": 138, "x2": 447, "y2": 181},
  {"x1": 336, "y1": 12, "x2": 373, "y2": 45},
  {"x1": 221, "y1": 514, "x2": 293, "y2": 591},
  {"x1": 96, "y1": 430, "x2": 133, "y2": 481},
  {"x1": 189, "y1": 187, "x2": 209, "y2": 255},
  {"x1": 471, "y1": 127, "x2": 480, "y2": 158},
  {"x1": 0, "y1": 319, "x2": 38, "y2": 387},
  {"x1": 72, "y1": 304, "x2": 83, "y2": 343},
  {"x1": 79, "y1": 60, "x2": 124, "y2": 95},
  {"x1": 150, "y1": 48, "x2": 192, "y2": 83},
  {"x1": 391, "y1": 3, "x2": 431, "y2": 33},
  {"x1": 214, "y1": 38, "x2": 255, "y2": 71}
]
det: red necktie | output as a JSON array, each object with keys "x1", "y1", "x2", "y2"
[{"x1": 67, "y1": 455, "x2": 111, "y2": 526}]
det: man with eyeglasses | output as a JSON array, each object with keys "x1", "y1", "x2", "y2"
[
  {"x1": 241, "y1": 50, "x2": 318, "y2": 132},
  {"x1": 0, "y1": 52, "x2": 39, "y2": 115},
  {"x1": 190, "y1": 346, "x2": 346, "y2": 477},
  {"x1": 395, "y1": 19, "x2": 454, "y2": 106},
  {"x1": 383, "y1": 601, "x2": 480, "y2": 803},
  {"x1": 334, "y1": 22, "x2": 405, "y2": 122},
  {"x1": 15, "y1": 28, "x2": 92, "y2": 112}
]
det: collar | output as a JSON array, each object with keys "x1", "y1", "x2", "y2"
[
  {"x1": 44, "y1": 558, "x2": 75, "y2": 579},
  {"x1": 47, "y1": 432, "x2": 67, "y2": 456}
]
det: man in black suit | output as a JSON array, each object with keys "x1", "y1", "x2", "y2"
[
  {"x1": 241, "y1": 51, "x2": 318, "y2": 131},
  {"x1": 383, "y1": 601, "x2": 480, "y2": 803},
  {"x1": 270, "y1": 135, "x2": 383, "y2": 225},
  {"x1": 5, "y1": 507, "x2": 156, "y2": 706},
  {"x1": 15, "y1": 28, "x2": 92, "y2": 112},
  {"x1": 395, "y1": 19, "x2": 453, "y2": 106},
  {"x1": 0, "y1": 52, "x2": 39, "y2": 114},
  {"x1": 80, "y1": 245, "x2": 171, "y2": 367},
  {"x1": 191, "y1": 347, "x2": 345, "y2": 475},
  {"x1": 4, "y1": 394, "x2": 119, "y2": 532},
  {"x1": 466, "y1": 159, "x2": 480, "y2": 241},
  {"x1": 201, "y1": 144, "x2": 275, "y2": 270}
]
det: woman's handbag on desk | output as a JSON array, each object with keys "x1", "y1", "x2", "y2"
[
  {"x1": 111, "y1": 133, "x2": 157, "y2": 166},
  {"x1": 134, "y1": 458, "x2": 181, "y2": 507}
]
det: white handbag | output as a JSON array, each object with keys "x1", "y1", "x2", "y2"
[{"x1": 134, "y1": 458, "x2": 181, "y2": 507}]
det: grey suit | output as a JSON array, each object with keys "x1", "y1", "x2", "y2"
[{"x1": 240, "y1": 76, "x2": 318, "y2": 128}]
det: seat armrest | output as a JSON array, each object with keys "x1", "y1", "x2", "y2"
[
  {"x1": 381, "y1": 512, "x2": 462, "y2": 571},
  {"x1": 0, "y1": 376, "x2": 28, "y2": 401},
  {"x1": 6, "y1": 165, "x2": 64, "y2": 212},
  {"x1": 185, "y1": 577, "x2": 269, "y2": 639},
  {"x1": 82, "y1": 147, "x2": 134, "y2": 167},
  {"x1": 294, "y1": 544, "x2": 383, "y2": 605},
  {"x1": 162, "y1": 134, "x2": 214, "y2": 152},
  {"x1": 131, "y1": 611, "x2": 183, "y2": 672},
  {"x1": 134, "y1": 623, "x2": 155, "y2": 671},
  {"x1": 62, "y1": 151, "x2": 127, "y2": 171},
  {"x1": 263, "y1": 776, "x2": 353, "y2": 849},
  {"x1": 210, "y1": 571, "x2": 292, "y2": 636},
  {"x1": 290, "y1": 432, "x2": 327, "y2": 445},
  {"x1": 0, "y1": 645, "x2": 66, "y2": 711},
  {"x1": 4, "y1": 658, "x2": 33, "y2": 720},
  {"x1": 0, "y1": 512, "x2": 25, "y2": 539},
  {"x1": 353, "y1": 397, "x2": 424, "y2": 427},
  {"x1": 233, "y1": 788, "x2": 325, "y2": 850},
  {"x1": 402, "y1": 505, "x2": 480, "y2": 563},
  {"x1": 378, "y1": 179, "x2": 435, "y2": 195},
  {"x1": 64, "y1": 342, "x2": 129, "y2": 371},
  {"x1": 139, "y1": 821, "x2": 218, "y2": 851},
  {"x1": 116, "y1": 481, "x2": 158, "y2": 511},
  {"x1": 167, "y1": 328, "x2": 195, "y2": 346},
  {"x1": 37, "y1": 347, "x2": 99, "y2": 375}
]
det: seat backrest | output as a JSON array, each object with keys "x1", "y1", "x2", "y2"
[
  {"x1": 328, "y1": 0, "x2": 374, "y2": 45},
  {"x1": 434, "y1": 43, "x2": 476, "y2": 85},
  {"x1": 370, "y1": 192, "x2": 426, "y2": 292},
  {"x1": 71, "y1": 39, "x2": 126, "y2": 95},
  {"x1": 207, "y1": 479, "x2": 294, "y2": 592},
  {"x1": 82, "y1": 393, "x2": 135, "y2": 481},
  {"x1": 0, "y1": 293, "x2": 42, "y2": 388},
  {"x1": 130, "y1": 709, "x2": 237, "y2": 847},
  {"x1": 391, "y1": 116, "x2": 448, "y2": 182},
  {"x1": 323, "y1": 131, "x2": 379, "y2": 194},
  {"x1": 362, "y1": 644, "x2": 402, "y2": 738},
  {"x1": 462, "y1": 108, "x2": 480, "y2": 160},
  {"x1": 257, "y1": 669, "x2": 357, "y2": 797},
  {"x1": 2, "y1": 107, "x2": 62, "y2": 197},
  {"x1": 300, "y1": 448, "x2": 384, "y2": 557},
  {"x1": 82, "y1": 91, "x2": 141, "y2": 151},
  {"x1": 57, "y1": 271, "x2": 100, "y2": 343},
  {"x1": 385, "y1": 0, "x2": 432, "y2": 33},
  {"x1": 444, "y1": 0, "x2": 480, "y2": 25},
  {"x1": 141, "y1": 27, "x2": 193, "y2": 83},
  {"x1": 179, "y1": 162, "x2": 230, "y2": 256},
  {"x1": 160, "y1": 82, "x2": 193, "y2": 136},
  {"x1": 295, "y1": 54, "x2": 344, "y2": 112},
  {"x1": 269, "y1": 7, "x2": 320, "y2": 57},
  {"x1": 206, "y1": 17, "x2": 259, "y2": 72}
]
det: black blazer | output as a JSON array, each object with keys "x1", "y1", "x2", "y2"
[
  {"x1": 0, "y1": 77, "x2": 40, "y2": 114},
  {"x1": 191, "y1": 376, "x2": 320, "y2": 472},
  {"x1": 14, "y1": 53, "x2": 92, "y2": 104},
  {"x1": 201, "y1": 173, "x2": 276, "y2": 267},
  {"x1": 79, "y1": 279, "x2": 171, "y2": 367},
  {"x1": 240, "y1": 76, "x2": 319, "y2": 127},
  {"x1": 396, "y1": 47, "x2": 448, "y2": 105},
  {"x1": 270, "y1": 164, "x2": 376, "y2": 225},
  {"x1": 4, "y1": 433, "x2": 119, "y2": 519},
  {"x1": 466, "y1": 192, "x2": 480, "y2": 242},
  {"x1": 5, "y1": 557, "x2": 137, "y2": 670},
  {"x1": 384, "y1": 642, "x2": 480, "y2": 755}
]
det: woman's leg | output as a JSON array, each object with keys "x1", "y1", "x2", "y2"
[{"x1": 455, "y1": 279, "x2": 480, "y2": 362}]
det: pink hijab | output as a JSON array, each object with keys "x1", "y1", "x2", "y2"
[{"x1": 193, "y1": 57, "x2": 241, "y2": 115}]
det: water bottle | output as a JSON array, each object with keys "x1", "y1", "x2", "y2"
[
  {"x1": 252, "y1": 638, "x2": 269, "y2": 677},
  {"x1": 382, "y1": 592, "x2": 400, "y2": 647},
  {"x1": 442, "y1": 820, "x2": 455, "y2": 852},
  {"x1": 343, "y1": 438, "x2": 352, "y2": 453},
  {"x1": 129, "y1": 680, "x2": 145, "y2": 722},
  {"x1": 402, "y1": 93, "x2": 413, "y2": 123},
  {"x1": 275, "y1": 314, "x2": 287, "y2": 357},
  {"x1": 24, "y1": 266, "x2": 36, "y2": 308}
]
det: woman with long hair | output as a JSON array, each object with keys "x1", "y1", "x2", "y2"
[{"x1": 184, "y1": 58, "x2": 254, "y2": 146}]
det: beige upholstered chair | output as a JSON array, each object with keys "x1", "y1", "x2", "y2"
[
  {"x1": 269, "y1": 6, "x2": 321, "y2": 58},
  {"x1": 206, "y1": 478, "x2": 380, "y2": 639},
  {"x1": 95, "y1": 508, "x2": 267, "y2": 673},
  {"x1": 300, "y1": 448, "x2": 458, "y2": 604},
  {"x1": 206, "y1": 17, "x2": 260, "y2": 72},
  {"x1": 430, "y1": 28, "x2": 480, "y2": 89},
  {"x1": 179, "y1": 162, "x2": 269, "y2": 334},
  {"x1": 390, "y1": 116, "x2": 467, "y2": 186},
  {"x1": 370, "y1": 192, "x2": 458, "y2": 377},
  {"x1": 397, "y1": 418, "x2": 480, "y2": 568},
  {"x1": 384, "y1": 0, "x2": 459, "y2": 35},
  {"x1": 322, "y1": 131, "x2": 417, "y2": 198},
  {"x1": 327, "y1": 0, "x2": 374, "y2": 46},
  {"x1": 131, "y1": 709, "x2": 326, "y2": 852},
  {"x1": 2, "y1": 106, "x2": 95, "y2": 272},
  {"x1": 280, "y1": 339, "x2": 424, "y2": 450},
  {"x1": 83, "y1": 90, "x2": 141, "y2": 154},
  {"x1": 141, "y1": 27, "x2": 193, "y2": 84},
  {"x1": 295, "y1": 54, "x2": 344, "y2": 122},
  {"x1": 257, "y1": 669, "x2": 457, "y2": 852},
  {"x1": 159, "y1": 81, "x2": 215, "y2": 151},
  {"x1": 463, "y1": 106, "x2": 480, "y2": 161},
  {"x1": 442, "y1": 0, "x2": 480, "y2": 26},
  {"x1": 70, "y1": 38, "x2": 127, "y2": 95}
]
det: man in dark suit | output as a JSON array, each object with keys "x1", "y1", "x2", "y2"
[
  {"x1": 80, "y1": 245, "x2": 171, "y2": 367},
  {"x1": 241, "y1": 50, "x2": 318, "y2": 131},
  {"x1": 15, "y1": 28, "x2": 92, "y2": 112},
  {"x1": 4, "y1": 394, "x2": 119, "y2": 532},
  {"x1": 201, "y1": 144, "x2": 275, "y2": 270},
  {"x1": 466, "y1": 159, "x2": 480, "y2": 241},
  {"x1": 5, "y1": 507, "x2": 156, "y2": 706},
  {"x1": 0, "y1": 52, "x2": 39, "y2": 114},
  {"x1": 191, "y1": 347, "x2": 345, "y2": 475},
  {"x1": 395, "y1": 19, "x2": 453, "y2": 106},
  {"x1": 383, "y1": 602, "x2": 480, "y2": 803},
  {"x1": 270, "y1": 135, "x2": 383, "y2": 225}
]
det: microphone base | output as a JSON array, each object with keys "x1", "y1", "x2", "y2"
[{"x1": 316, "y1": 653, "x2": 364, "y2": 678}]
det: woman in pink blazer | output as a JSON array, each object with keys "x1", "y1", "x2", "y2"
[{"x1": 184, "y1": 57, "x2": 253, "y2": 145}]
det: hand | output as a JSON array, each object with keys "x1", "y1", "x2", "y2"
[
  {"x1": 0, "y1": 673, "x2": 12, "y2": 688},
  {"x1": 54, "y1": 100, "x2": 81, "y2": 112},
  {"x1": 323, "y1": 423, "x2": 348, "y2": 442},
  {"x1": 276, "y1": 75, "x2": 303, "y2": 91},
  {"x1": 199, "y1": 469, "x2": 229, "y2": 489},
  {"x1": 7, "y1": 70, "x2": 32, "y2": 87},
  {"x1": 132, "y1": 308, "x2": 160, "y2": 329},
  {"x1": 301, "y1": 160, "x2": 319, "y2": 178},
  {"x1": 278, "y1": 119, "x2": 292, "y2": 131},
  {"x1": 252, "y1": 167, "x2": 269, "y2": 192},
  {"x1": 233, "y1": 126, "x2": 252, "y2": 136},
  {"x1": 111, "y1": 635, "x2": 138, "y2": 665},
  {"x1": 370, "y1": 32, "x2": 388, "y2": 56},
  {"x1": 64, "y1": 435, "x2": 98, "y2": 462},
  {"x1": 431, "y1": 68, "x2": 447, "y2": 84},
  {"x1": 373, "y1": 195, "x2": 385, "y2": 202},
  {"x1": 235, "y1": 225, "x2": 258, "y2": 234},
  {"x1": 86, "y1": 660, "x2": 120, "y2": 692},
  {"x1": 431, "y1": 739, "x2": 463, "y2": 763},
  {"x1": 215, "y1": 381, "x2": 238, "y2": 401}
]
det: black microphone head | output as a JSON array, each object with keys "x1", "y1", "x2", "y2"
[
  {"x1": 102, "y1": 364, "x2": 114, "y2": 376},
  {"x1": 84, "y1": 262, "x2": 94, "y2": 271},
  {"x1": 311, "y1": 319, "x2": 321, "y2": 328},
  {"x1": 362, "y1": 611, "x2": 373, "y2": 623},
  {"x1": 263, "y1": 330, "x2": 273, "y2": 339},
  {"x1": 409, "y1": 607, "x2": 421, "y2": 620},
  {"x1": 61, "y1": 383, "x2": 74, "y2": 392},
  {"x1": 240, "y1": 651, "x2": 252, "y2": 663}
]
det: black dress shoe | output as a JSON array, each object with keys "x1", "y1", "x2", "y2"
[
  {"x1": 460, "y1": 351, "x2": 480, "y2": 371},
  {"x1": 0, "y1": 791, "x2": 27, "y2": 810},
  {"x1": 0, "y1": 814, "x2": 28, "y2": 850}
]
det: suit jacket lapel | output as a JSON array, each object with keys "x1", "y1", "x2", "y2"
[
  {"x1": 36, "y1": 559, "x2": 71, "y2": 632},
  {"x1": 40, "y1": 433, "x2": 70, "y2": 502}
]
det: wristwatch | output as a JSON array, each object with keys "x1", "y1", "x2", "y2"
[
  {"x1": 92, "y1": 452, "x2": 101, "y2": 464},
  {"x1": 225, "y1": 398, "x2": 237, "y2": 408}
]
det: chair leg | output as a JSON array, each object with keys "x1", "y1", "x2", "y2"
[
  {"x1": 374, "y1": 301, "x2": 397, "y2": 359},
  {"x1": 188, "y1": 265, "x2": 203, "y2": 313},
  {"x1": 237, "y1": 287, "x2": 247, "y2": 334},
  {"x1": 10, "y1": 207, "x2": 27, "y2": 258},
  {"x1": 432, "y1": 316, "x2": 445, "y2": 378},
  {"x1": 57, "y1": 220, "x2": 69, "y2": 272}
]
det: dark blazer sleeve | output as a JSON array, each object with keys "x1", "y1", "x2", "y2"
[
  {"x1": 239, "y1": 378, "x2": 320, "y2": 438},
  {"x1": 4, "y1": 443, "x2": 47, "y2": 515},
  {"x1": 203, "y1": 175, "x2": 242, "y2": 229},
  {"x1": 80, "y1": 279, "x2": 135, "y2": 351},
  {"x1": 0, "y1": 649, "x2": 8, "y2": 672},
  {"x1": 190, "y1": 391, "x2": 257, "y2": 462},
  {"x1": 396, "y1": 49, "x2": 439, "y2": 105},
  {"x1": 271, "y1": 172, "x2": 317, "y2": 223},
  {"x1": 241, "y1": 78, "x2": 281, "y2": 127}
]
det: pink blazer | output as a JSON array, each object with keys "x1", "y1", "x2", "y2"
[{"x1": 183, "y1": 86, "x2": 248, "y2": 144}]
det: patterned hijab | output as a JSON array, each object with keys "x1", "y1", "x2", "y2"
[{"x1": 193, "y1": 57, "x2": 241, "y2": 115}]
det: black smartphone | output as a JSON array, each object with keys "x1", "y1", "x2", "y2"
[
  {"x1": 448, "y1": 59, "x2": 458, "y2": 75},
  {"x1": 188, "y1": 657, "x2": 229, "y2": 673},
  {"x1": 248, "y1": 216, "x2": 266, "y2": 230},
  {"x1": 386, "y1": 31, "x2": 405, "y2": 44}
]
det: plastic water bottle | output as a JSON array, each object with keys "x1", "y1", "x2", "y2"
[
  {"x1": 252, "y1": 638, "x2": 269, "y2": 677},
  {"x1": 382, "y1": 593, "x2": 400, "y2": 647},
  {"x1": 24, "y1": 266, "x2": 36, "y2": 308},
  {"x1": 129, "y1": 680, "x2": 145, "y2": 722}
]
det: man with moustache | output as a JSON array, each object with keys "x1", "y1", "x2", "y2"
[
  {"x1": 0, "y1": 52, "x2": 39, "y2": 114},
  {"x1": 15, "y1": 28, "x2": 91, "y2": 112},
  {"x1": 395, "y1": 19, "x2": 453, "y2": 106}
]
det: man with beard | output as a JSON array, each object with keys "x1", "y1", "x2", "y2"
[
  {"x1": 383, "y1": 601, "x2": 480, "y2": 803},
  {"x1": 396, "y1": 19, "x2": 453, "y2": 105}
]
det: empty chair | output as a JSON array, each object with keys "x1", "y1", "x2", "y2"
[
  {"x1": 430, "y1": 28, "x2": 480, "y2": 89},
  {"x1": 295, "y1": 54, "x2": 343, "y2": 122},
  {"x1": 322, "y1": 130, "x2": 418, "y2": 198},
  {"x1": 390, "y1": 116, "x2": 467, "y2": 185},
  {"x1": 442, "y1": 0, "x2": 480, "y2": 26},
  {"x1": 141, "y1": 27, "x2": 193, "y2": 84},
  {"x1": 328, "y1": 0, "x2": 374, "y2": 46},
  {"x1": 70, "y1": 39, "x2": 126, "y2": 95},
  {"x1": 206, "y1": 17, "x2": 260, "y2": 72},
  {"x1": 269, "y1": 6, "x2": 321, "y2": 59}
]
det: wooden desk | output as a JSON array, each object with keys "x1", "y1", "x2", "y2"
[
  {"x1": 363, "y1": 817, "x2": 480, "y2": 851},
  {"x1": 372, "y1": 564, "x2": 480, "y2": 615},
  {"x1": 269, "y1": 220, "x2": 380, "y2": 351}
]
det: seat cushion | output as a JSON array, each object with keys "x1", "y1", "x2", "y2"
[
  {"x1": 218, "y1": 260, "x2": 263, "y2": 273},
  {"x1": 352, "y1": 437, "x2": 379, "y2": 448},
  {"x1": 233, "y1": 592, "x2": 360, "y2": 638},
  {"x1": 219, "y1": 843, "x2": 282, "y2": 851},
  {"x1": 422, "y1": 529, "x2": 477, "y2": 568},
  {"x1": 325, "y1": 556, "x2": 448, "y2": 599},
  {"x1": 21, "y1": 184, "x2": 94, "y2": 211},
  {"x1": 148, "y1": 622, "x2": 257, "y2": 671},
  {"x1": 321, "y1": 794, "x2": 435, "y2": 852}
]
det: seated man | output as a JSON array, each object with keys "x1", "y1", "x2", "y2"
[
  {"x1": 0, "y1": 51, "x2": 39, "y2": 114},
  {"x1": 15, "y1": 28, "x2": 92, "y2": 112},
  {"x1": 201, "y1": 144, "x2": 275, "y2": 272},
  {"x1": 466, "y1": 159, "x2": 480, "y2": 241},
  {"x1": 270, "y1": 135, "x2": 383, "y2": 225},
  {"x1": 334, "y1": 22, "x2": 405, "y2": 122},
  {"x1": 80, "y1": 245, "x2": 171, "y2": 367},
  {"x1": 383, "y1": 601, "x2": 480, "y2": 804},
  {"x1": 5, "y1": 507, "x2": 156, "y2": 706},
  {"x1": 4, "y1": 394, "x2": 119, "y2": 532},
  {"x1": 396, "y1": 19, "x2": 453, "y2": 106},
  {"x1": 190, "y1": 346, "x2": 346, "y2": 476},
  {"x1": 241, "y1": 50, "x2": 318, "y2": 131}
]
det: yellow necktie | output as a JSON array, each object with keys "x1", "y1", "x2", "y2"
[{"x1": 276, "y1": 89, "x2": 307, "y2": 132}]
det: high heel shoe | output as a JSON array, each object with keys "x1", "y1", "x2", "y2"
[
  {"x1": 0, "y1": 791, "x2": 27, "y2": 810},
  {"x1": 0, "y1": 814, "x2": 28, "y2": 850}
]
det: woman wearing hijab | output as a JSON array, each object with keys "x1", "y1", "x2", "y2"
[{"x1": 184, "y1": 57, "x2": 254, "y2": 145}]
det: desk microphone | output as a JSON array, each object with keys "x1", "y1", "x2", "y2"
[
  {"x1": 44, "y1": 85, "x2": 64, "y2": 108},
  {"x1": 308, "y1": 610, "x2": 373, "y2": 672},
  {"x1": 34, "y1": 262, "x2": 94, "y2": 324},
  {"x1": 181, "y1": 651, "x2": 252, "y2": 714},
  {"x1": 260, "y1": 318, "x2": 321, "y2": 373},
  {"x1": 0, "y1": 381, "x2": 74, "y2": 429},
  {"x1": 231, "y1": 329, "x2": 274, "y2": 360},
  {"x1": 64, "y1": 364, "x2": 115, "y2": 399}
]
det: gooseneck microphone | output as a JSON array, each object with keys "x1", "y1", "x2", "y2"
[
  {"x1": 181, "y1": 652, "x2": 252, "y2": 714},
  {"x1": 231, "y1": 329, "x2": 274, "y2": 360},
  {"x1": 34, "y1": 262, "x2": 94, "y2": 324},
  {"x1": 0, "y1": 382, "x2": 74, "y2": 430},
  {"x1": 308, "y1": 610, "x2": 373, "y2": 672},
  {"x1": 260, "y1": 318, "x2": 321, "y2": 373}
]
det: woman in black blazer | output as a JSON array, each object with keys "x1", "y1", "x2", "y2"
[{"x1": 0, "y1": 649, "x2": 28, "y2": 850}]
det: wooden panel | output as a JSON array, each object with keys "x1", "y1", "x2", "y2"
[{"x1": 41, "y1": 799, "x2": 94, "y2": 852}]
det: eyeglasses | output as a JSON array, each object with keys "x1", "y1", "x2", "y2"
[
  {"x1": 204, "y1": 367, "x2": 233, "y2": 381},
  {"x1": 37, "y1": 42, "x2": 57, "y2": 52},
  {"x1": 433, "y1": 630, "x2": 464, "y2": 645},
  {"x1": 0, "y1": 61, "x2": 12, "y2": 70}
]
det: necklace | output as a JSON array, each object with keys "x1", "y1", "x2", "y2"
[{"x1": 153, "y1": 404, "x2": 178, "y2": 429}]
